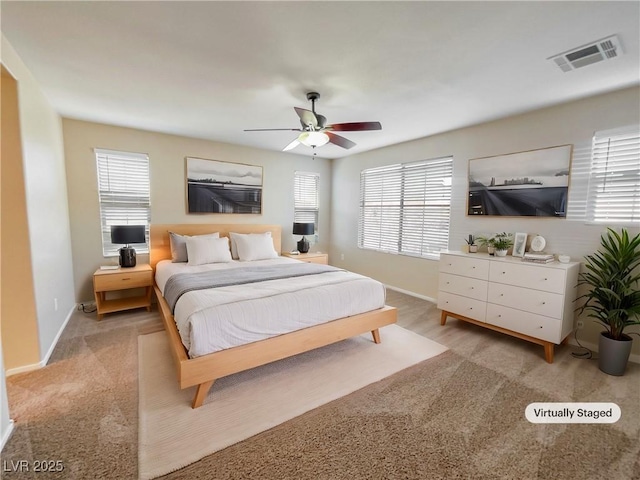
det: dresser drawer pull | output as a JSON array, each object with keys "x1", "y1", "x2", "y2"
[
  {"x1": 498, "y1": 314, "x2": 502, "y2": 318},
  {"x1": 470, "y1": 287, "x2": 474, "y2": 290},
  {"x1": 122, "y1": 277, "x2": 131, "y2": 281},
  {"x1": 542, "y1": 301, "x2": 546, "y2": 305}
]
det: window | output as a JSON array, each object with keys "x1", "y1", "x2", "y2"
[
  {"x1": 358, "y1": 156, "x2": 453, "y2": 258},
  {"x1": 586, "y1": 125, "x2": 640, "y2": 225},
  {"x1": 95, "y1": 148, "x2": 150, "y2": 256},
  {"x1": 294, "y1": 171, "x2": 319, "y2": 231}
]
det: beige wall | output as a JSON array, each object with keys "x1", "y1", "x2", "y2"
[
  {"x1": 1, "y1": 66, "x2": 41, "y2": 371},
  {"x1": 1, "y1": 37, "x2": 75, "y2": 372},
  {"x1": 331, "y1": 86, "x2": 640, "y2": 355},
  {"x1": 62, "y1": 119, "x2": 332, "y2": 302}
]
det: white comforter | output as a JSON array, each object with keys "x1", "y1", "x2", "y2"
[{"x1": 156, "y1": 257, "x2": 386, "y2": 358}]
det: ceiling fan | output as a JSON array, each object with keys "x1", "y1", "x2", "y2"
[{"x1": 244, "y1": 92, "x2": 382, "y2": 151}]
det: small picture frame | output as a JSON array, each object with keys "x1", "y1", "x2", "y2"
[{"x1": 513, "y1": 232, "x2": 527, "y2": 257}]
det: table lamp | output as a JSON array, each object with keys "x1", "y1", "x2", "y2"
[
  {"x1": 111, "y1": 225, "x2": 145, "y2": 267},
  {"x1": 293, "y1": 222, "x2": 314, "y2": 254}
]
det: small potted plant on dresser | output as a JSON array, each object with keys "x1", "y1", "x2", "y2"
[
  {"x1": 577, "y1": 228, "x2": 640, "y2": 376},
  {"x1": 466, "y1": 235, "x2": 478, "y2": 253},
  {"x1": 491, "y1": 232, "x2": 513, "y2": 257},
  {"x1": 476, "y1": 234, "x2": 495, "y2": 255}
]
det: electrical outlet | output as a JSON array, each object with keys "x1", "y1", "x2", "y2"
[
  {"x1": 340, "y1": 253, "x2": 345, "y2": 260},
  {"x1": 576, "y1": 320, "x2": 584, "y2": 329}
]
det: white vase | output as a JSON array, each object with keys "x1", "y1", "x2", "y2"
[{"x1": 495, "y1": 249, "x2": 508, "y2": 257}]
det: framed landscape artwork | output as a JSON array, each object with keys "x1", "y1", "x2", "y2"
[
  {"x1": 467, "y1": 145, "x2": 572, "y2": 217},
  {"x1": 186, "y1": 157, "x2": 263, "y2": 214}
]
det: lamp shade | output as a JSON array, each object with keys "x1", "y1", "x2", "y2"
[
  {"x1": 292, "y1": 222, "x2": 314, "y2": 236},
  {"x1": 298, "y1": 131, "x2": 330, "y2": 147},
  {"x1": 111, "y1": 225, "x2": 146, "y2": 245}
]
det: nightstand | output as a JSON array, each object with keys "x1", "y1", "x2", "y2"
[
  {"x1": 281, "y1": 252, "x2": 329, "y2": 265},
  {"x1": 93, "y1": 264, "x2": 153, "y2": 320}
]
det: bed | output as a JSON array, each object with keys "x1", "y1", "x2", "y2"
[{"x1": 150, "y1": 224, "x2": 398, "y2": 408}]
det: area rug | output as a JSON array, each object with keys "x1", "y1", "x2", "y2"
[{"x1": 138, "y1": 324, "x2": 448, "y2": 479}]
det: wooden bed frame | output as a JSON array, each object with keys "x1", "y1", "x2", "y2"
[{"x1": 150, "y1": 224, "x2": 398, "y2": 408}]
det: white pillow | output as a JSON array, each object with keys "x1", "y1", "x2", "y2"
[
  {"x1": 185, "y1": 235, "x2": 232, "y2": 266},
  {"x1": 169, "y1": 232, "x2": 219, "y2": 263},
  {"x1": 229, "y1": 231, "x2": 273, "y2": 260},
  {"x1": 234, "y1": 232, "x2": 278, "y2": 261}
]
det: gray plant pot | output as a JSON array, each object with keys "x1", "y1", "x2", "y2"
[{"x1": 598, "y1": 332, "x2": 633, "y2": 376}]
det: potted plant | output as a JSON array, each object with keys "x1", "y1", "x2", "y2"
[
  {"x1": 465, "y1": 235, "x2": 478, "y2": 253},
  {"x1": 476, "y1": 234, "x2": 495, "y2": 255},
  {"x1": 577, "y1": 228, "x2": 640, "y2": 376},
  {"x1": 491, "y1": 232, "x2": 513, "y2": 257}
]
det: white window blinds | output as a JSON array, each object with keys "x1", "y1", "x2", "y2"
[
  {"x1": 95, "y1": 148, "x2": 151, "y2": 256},
  {"x1": 359, "y1": 156, "x2": 453, "y2": 258},
  {"x1": 586, "y1": 125, "x2": 640, "y2": 225},
  {"x1": 294, "y1": 171, "x2": 319, "y2": 229}
]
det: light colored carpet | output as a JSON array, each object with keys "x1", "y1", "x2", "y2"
[{"x1": 138, "y1": 324, "x2": 448, "y2": 479}]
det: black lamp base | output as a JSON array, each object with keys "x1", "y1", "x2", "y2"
[
  {"x1": 297, "y1": 236, "x2": 310, "y2": 254},
  {"x1": 119, "y1": 246, "x2": 137, "y2": 268}
]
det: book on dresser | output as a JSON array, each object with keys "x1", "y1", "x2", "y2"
[
  {"x1": 437, "y1": 251, "x2": 579, "y2": 363},
  {"x1": 522, "y1": 252, "x2": 555, "y2": 264}
]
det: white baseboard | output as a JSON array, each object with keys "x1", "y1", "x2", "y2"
[
  {"x1": 6, "y1": 305, "x2": 74, "y2": 377},
  {"x1": 384, "y1": 284, "x2": 437, "y2": 304},
  {"x1": 41, "y1": 305, "x2": 74, "y2": 367},
  {"x1": 5, "y1": 362, "x2": 41, "y2": 377},
  {"x1": 1, "y1": 420, "x2": 14, "y2": 452}
]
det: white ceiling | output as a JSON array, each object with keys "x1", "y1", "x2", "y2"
[{"x1": 2, "y1": 1, "x2": 639, "y2": 159}]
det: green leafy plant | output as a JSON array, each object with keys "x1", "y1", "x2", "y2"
[
  {"x1": 475, "y1": 235, "x2": 494, "y2": 248},
  {"x1": 491, "y1": 232, "x2": 513, "y2": 251},
  {"x1": 577, "y1": 228, "x2": 640, "y2": 340}
]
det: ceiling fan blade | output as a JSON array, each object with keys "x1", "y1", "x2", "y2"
[
  {"x1": 325, "y1": 121, "x2": 382, "y2": 132},
  {"x1": 294, "y1": 107, "x2": 318, "y2": 129},
  {"x1": 282, "y1": 138, "x2": 300, "y2": 151},
  {"x1": 244, "y1": 128, "x2": 301, "y2": 132},
  {"x1": 326, "y1": 132, "x2": 356, "y2": 149}
]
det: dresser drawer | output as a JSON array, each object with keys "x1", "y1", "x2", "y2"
[
  {"x1": 486, "y1": 303, "x2": 562, "y2": 343},
  {"x1": 94, "y1": 270, "x2": 153, "y2": 291},
  {"x1": 489, "y1": 261, "x2": 565, "y2": 293},
  {"x1": 439, "y1": 272, "x2": 488, "y2": 301},
  {"x1": 439, "y1": 254, "x2": 489, "y2": 280},
  {"x1": 487, "y1": 283, "x2": 563, "y2": 319},
  {"x1": 438, "y1": 291, "x2": 486, "y2": 322}
]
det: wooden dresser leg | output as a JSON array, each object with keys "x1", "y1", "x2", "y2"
[
  {"x1": 371, "y1": 329, "x2": 381, "y2": 344},
  {"x1": 440, "y1": 310, "x2": 448, "y2": 326},
  {"x1": 543, "y1": 343, "x2": 554, "y2": 364},
  {"x1": 192, "y1": 380, "x2": 215, "y2": 409}
]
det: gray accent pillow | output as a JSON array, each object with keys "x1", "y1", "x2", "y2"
[{"x1": 169, "y1": 231, "x2": 219, "y2": 262}]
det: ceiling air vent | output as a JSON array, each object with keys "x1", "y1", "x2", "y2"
[{"x1": 549, "y1": 35, "x2": 623, "y2": 72}]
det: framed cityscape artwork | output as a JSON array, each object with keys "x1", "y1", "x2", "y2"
[
  {"x1": 467, "y1": 144, "x2": 572, "y2": 217},
  {"x1": 186, "y1": 157, "x2": 263, "y2": 214}
]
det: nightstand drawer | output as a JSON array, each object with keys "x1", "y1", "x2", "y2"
[
  {"x1": 94, "y1": 270, "x2": 152, "y2": 291},
  {"x1": 301, "y1": 255, "x2": 328, "y2": 265}
]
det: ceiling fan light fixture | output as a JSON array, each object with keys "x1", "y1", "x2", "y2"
[{"x1": 298, "y1": 131, "x2": 329, "y2": 147}]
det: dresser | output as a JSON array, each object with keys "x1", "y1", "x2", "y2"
[{"x1": 437, "y1": 251, "x2": 579, "y2": 363}]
